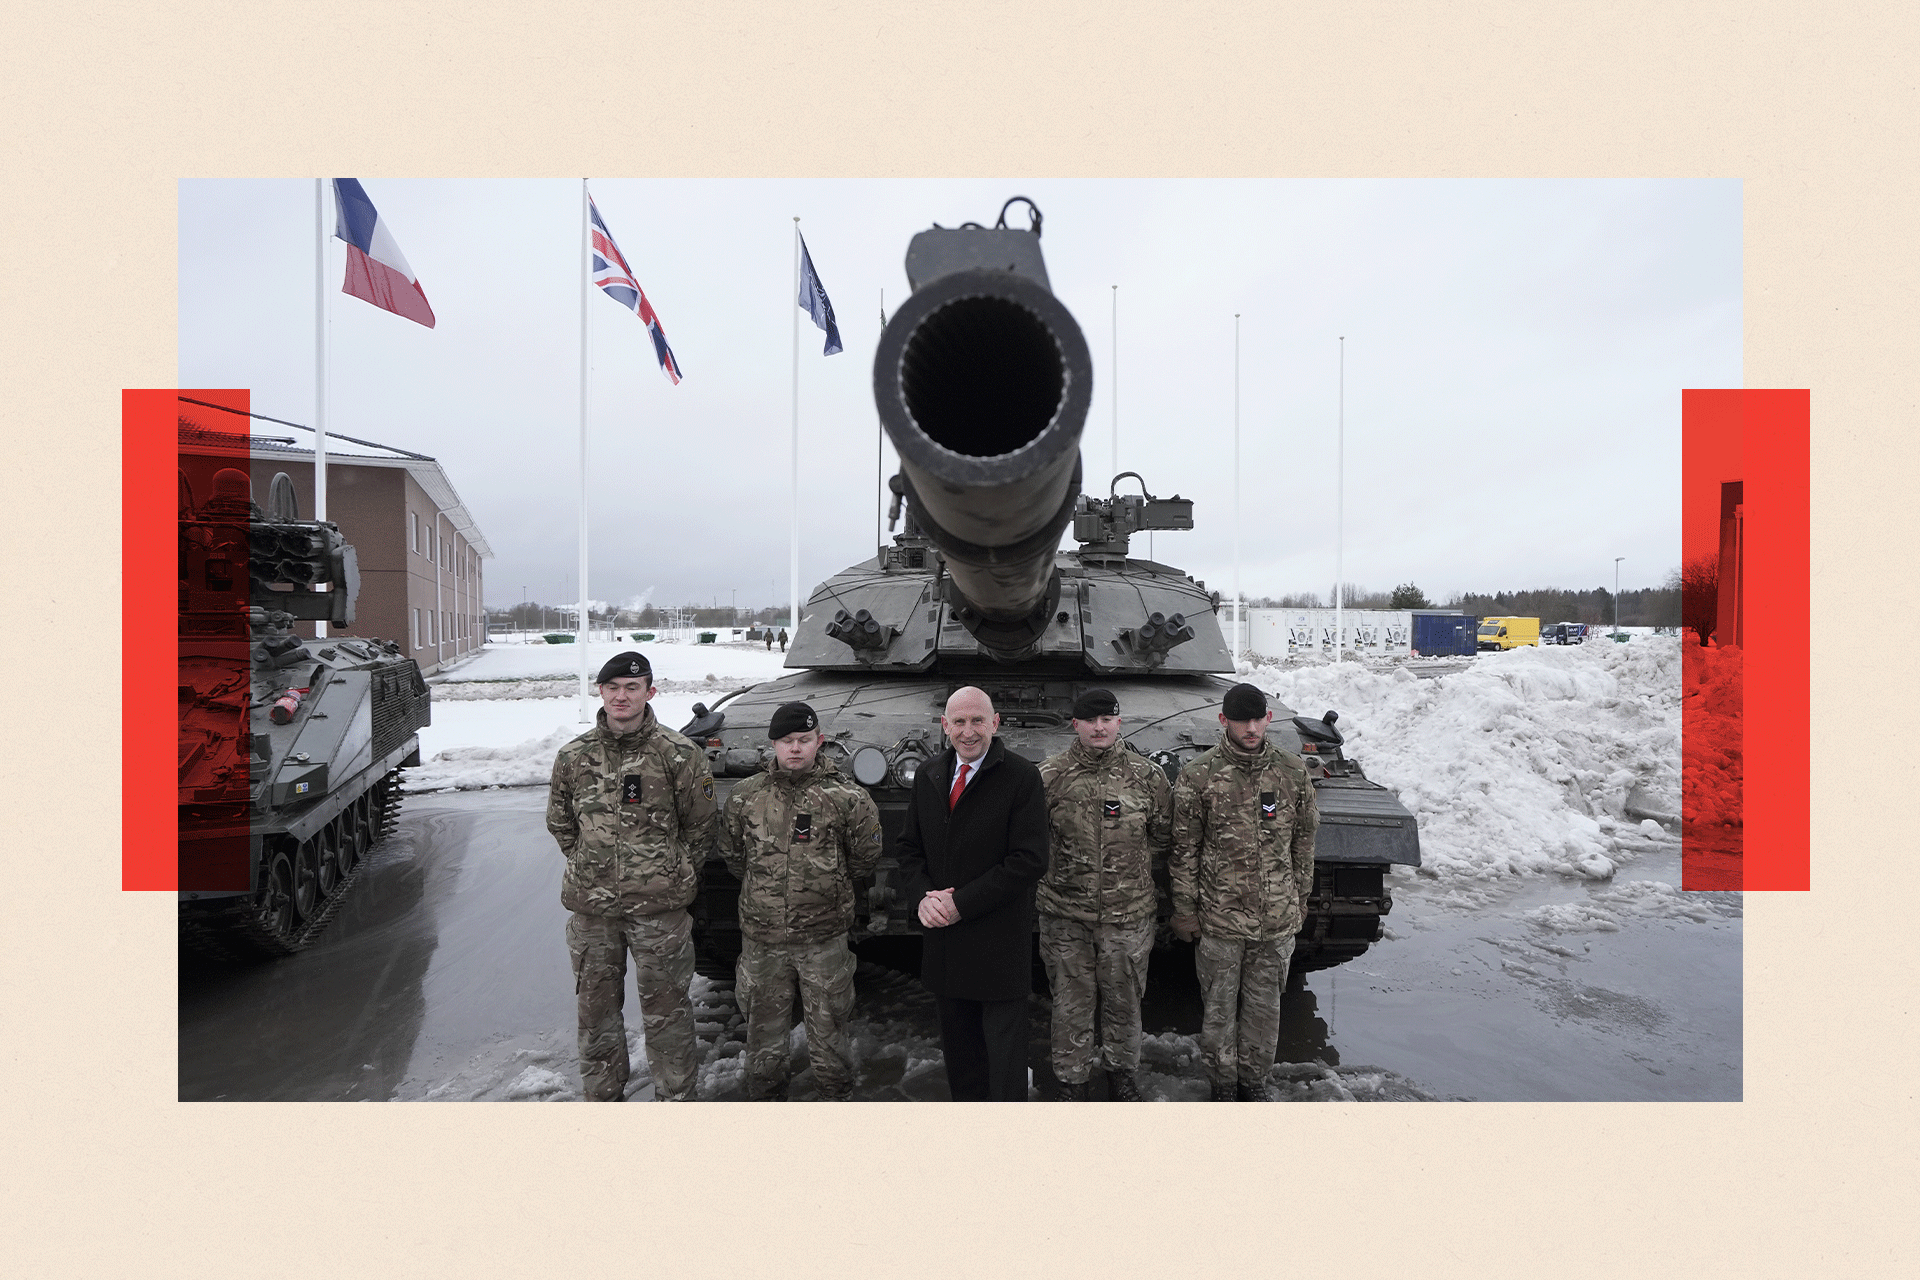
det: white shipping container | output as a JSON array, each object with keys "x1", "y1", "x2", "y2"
[{"x1": 1248, "y1": 608, "x2": 1411, "y2": 658}]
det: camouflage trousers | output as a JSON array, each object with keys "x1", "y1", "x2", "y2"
[
  {"x1": 1038, "y1": 913, "x2": 1155, "y2": 1084},
  {"x1": 1194, "y1": 933, "x2": 1296, "y2": 1088},
  {"x1": 736, "y1": 934, "x2": 858, "y2": 1100},
  {"x1": 566, "y1": 909, "x2": 698, "y2": 1102}
]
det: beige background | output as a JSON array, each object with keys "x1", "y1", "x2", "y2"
[{"x1": 1, "y1": 2, "x2": 1909, "y2": 1275}]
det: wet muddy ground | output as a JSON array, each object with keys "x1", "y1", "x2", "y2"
[{"x1": 180, "y1": 788, "x2": 1739, "y2": 1102}]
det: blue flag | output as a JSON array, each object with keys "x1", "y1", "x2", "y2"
[{"x1": 797, "y1": 234, "x2": 843, "y2": 356}]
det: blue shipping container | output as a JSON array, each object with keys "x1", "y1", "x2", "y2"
[{"x1": 1411, "y1": 612, "x2": 1477, "y2": 656}]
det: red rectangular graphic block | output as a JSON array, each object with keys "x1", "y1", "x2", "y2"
[{"x1": 1681, "y1": 389, "x2": 1809, "y2": 891}]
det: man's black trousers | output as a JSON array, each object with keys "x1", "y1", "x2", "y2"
[{"x1": 933, "y1": 994, "x2": 1029, "y2": 1101}]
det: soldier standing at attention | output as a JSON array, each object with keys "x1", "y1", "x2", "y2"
[
  {"x1": 718, "y1": 701, "x2": 883, "y2": 1100},
  {"x1": 896, "y1": 686, "x2": 1050, "y2": 1101},
  {"x1": 1035, "y1": 688, "x2": 1173, "y2": 1101},
  {"x1": 1168, "y1": 682, "x2": 1319, "y2": 1102},
  {"x1": 547, "y1": 651, "x2": 718, "y2": 1101}
]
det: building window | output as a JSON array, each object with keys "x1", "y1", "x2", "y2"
[
  {"x1": 410, "y1": 512, "x2": 419, "y2": 554},
  {"x1": 412, "y1": 608, "x2": 421, "y2": 648}
]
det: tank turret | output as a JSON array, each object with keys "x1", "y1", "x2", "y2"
[
  {"x1": 688, "y1": 199, "x2": 1419, "y2": 981},
  {"x1": 177, "y1": 465, "x2": 430, "y2": 957}
]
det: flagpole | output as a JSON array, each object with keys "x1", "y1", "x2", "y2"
[
  {"x1": 1336, "y1": 335, "x2": 1345, "y2": 663},
  {"x1": 314, "y1": 179, "x2": 330, "y2": 638},
  {"x1": 1110, "y1": 284, "x2": 1119, "y2": 481},
  {"x1": 578, "y1": 179, "x2": 592, "y2": 720},
  {"x1": 877, "y1": 287, "x2": 885, "y2": 555},
  {"x1": 790, "y1": 217, "x2": 801, "y2": 638},
  {"x1": 1233, "y1": 313, "x2": 1241, "y2": 662}
]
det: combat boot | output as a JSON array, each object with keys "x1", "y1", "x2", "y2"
[
  {"x1": 1235, "y1": 1080, "x2": 1274, "y2": 1102},
  {"x1": 1052, "y1": 1078, "x2": 1090, "y2": 1101},
  {"x1": 1107, "y1": 1070, "x2": 1142, "y2": 1101},
  {"x1": 1209, "y1": 1080, "x2": 1237, "y2": 1102}
]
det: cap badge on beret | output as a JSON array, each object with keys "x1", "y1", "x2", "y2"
[{"x1": 767, "y1": 701, "x2": 819, "y2": 740}]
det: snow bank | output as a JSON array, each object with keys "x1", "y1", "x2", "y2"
[{"x1": 1243, "y1": 639, "x2": 1682, "y2": 890}]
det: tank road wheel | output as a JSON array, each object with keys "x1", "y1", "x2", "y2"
[
  {"x1": 315, "y1": 824, "x2": 342, "y2": 898},
  {"x1": 259, "y1": 851, "x2": 300, "y2": 945},
  {"x1": 292, "y1": 838, "x2": 321, "y2": 920},
  {"x1": 334, "y1": 807, "x2": 361, "y2": 876}
]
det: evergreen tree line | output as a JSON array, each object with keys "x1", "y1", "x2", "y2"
[{"x1": 1251, "y1": 569, "x2": 1684, "y2": 628}]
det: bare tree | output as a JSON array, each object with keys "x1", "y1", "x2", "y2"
[{"x1": 1681, "y1": 557, "x2": 1719, "y2": 646}]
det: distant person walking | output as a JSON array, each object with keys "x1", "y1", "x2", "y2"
[{"x1": 777, "y1": 628, "x2": 788, "y2": 653}]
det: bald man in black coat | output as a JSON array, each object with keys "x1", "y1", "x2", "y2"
[{"x1": 895, "y1": 686, "x2": 1050, "y2": 1101}]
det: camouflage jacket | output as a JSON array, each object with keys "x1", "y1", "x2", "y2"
[
  {"x1": 1035, "y1": 738, "x2": 1173, "y2": 924},
  {"x1": 1169, "y1": 732, "x2": 1319, "y2": 941},
  {"x1": 546, "y1": 705, "x2": 718, "y2": 918},
  {"x1": 719, "y1": 755, "x2": 883, "y2": 944}
]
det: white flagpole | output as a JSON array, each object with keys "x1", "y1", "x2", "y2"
[
  {"x1": 1233, "y1": 313, "x2": 1241, "y2": 662},
  {"x1": 1336, "y1": 336, "x2": 1345, "y2": 662},
  {"x1": 314, "y1": 179, "x2": 330, "y2": 638},
  {"x1": 877, "y1": 287, "x2": 885, "y2": 554},
  {"x1": 790, "y1": 217, "x2": 801, "y2": 638},
  {"x1": 578, "y1": 179, "x2": 592, "y2": 720}
]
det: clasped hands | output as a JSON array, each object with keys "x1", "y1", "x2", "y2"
[{"x1": 917, "y1": 887, "x2": 960, "y2": 928}]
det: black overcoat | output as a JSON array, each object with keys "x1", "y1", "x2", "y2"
[{"x1": 895, "y1": 738, "x2": 1050, "y2": 1001}]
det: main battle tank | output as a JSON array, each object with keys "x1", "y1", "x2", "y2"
[
  {"x1": 686, "y1": 198, "x2": 1419, "y2": 978},
  {"x1": 177, "y1": 466, "x2": 430, "y2": 957}
]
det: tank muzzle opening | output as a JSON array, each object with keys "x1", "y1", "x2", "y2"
[{"x1": 899, "y1": 294, "x2": 1066, "y2": 459}]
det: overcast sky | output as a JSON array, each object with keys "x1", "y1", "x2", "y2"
[{"x1": 178, "y1": 179, "x2": 1739, "y2": 614}]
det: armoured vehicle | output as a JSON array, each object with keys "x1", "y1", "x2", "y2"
[
  {"x1": 177, "y1": 466, "x2": 430, "y2": 957},
  {"x1": 685, "y1": 198, "x2": 1419, "y2": 979}
]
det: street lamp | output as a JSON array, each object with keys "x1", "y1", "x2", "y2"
[{"x1": 1614, "y1": 556, "x2": 1625, "y2": 639}]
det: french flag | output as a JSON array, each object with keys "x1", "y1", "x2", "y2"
[{"x1": 332, "y1": 179, "x2": 436, "y2": 329}]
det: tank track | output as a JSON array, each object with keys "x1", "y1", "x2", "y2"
[{"x1": 180, "y1": 768, "x2": 406, "y2": 963}]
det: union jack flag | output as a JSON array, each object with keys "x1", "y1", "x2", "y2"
[{"x1": 590, "y1": 195, "x2": 682, "y2": 385}]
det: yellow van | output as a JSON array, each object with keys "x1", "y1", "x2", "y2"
[{"x1": 1476, "y1": 616, "x2": 1540, "y2": 651}]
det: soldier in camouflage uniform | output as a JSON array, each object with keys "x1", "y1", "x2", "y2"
[
  {"x1": 547, "y1": 651, "x2": 718, "y2": 1102},
  {"x1": 1035, "y1": 688, "x2": 1173, "y2": 1102},
  {"x1": 1168, "y1": 682, "x2": 1319, "y2": 1102},
  {"x1": 718, "y1": 701, "x2": 883, "y2": 1101}
]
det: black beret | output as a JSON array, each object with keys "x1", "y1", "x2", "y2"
[
  {"x1": 595, "y1": 651, "x2": 652, "y2": 684},
  {"x1": 1071, "y1": 688, "x2": 1119, "y2": 720},
  {"x1": 767, "y1": 701, "x2": 819, "y2": 740},
  {"x1": 1221, "y1": 682, "x2": 1268, "y2": 721}
]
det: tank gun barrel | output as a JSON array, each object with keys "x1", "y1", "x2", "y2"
[{"x1": 872, "y1": 201, "x2": 1091, "y2": 654}]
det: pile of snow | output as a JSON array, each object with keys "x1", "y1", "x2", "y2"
[
  {"x1": 1681, "y1": 642, "x2": 1742, "y2": 831},
  {"x1": 1243, "y1": 639, "x2": 1681, "y2": 892}
]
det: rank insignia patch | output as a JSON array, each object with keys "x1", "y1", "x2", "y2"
[
  {"x1": 1103, "y1": 800, "x2": 1122, "y2": 820},
  {"x1": 621, "y1": 775, "x2": 644, "y2": 804},
  {"x1": 793, "y1": 813, "x2": 812, "y2": 843},
  {"x1": 1260, "y1": 791, "x2": 1278, "y2": 820}
]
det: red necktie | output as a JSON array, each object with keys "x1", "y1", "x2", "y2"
[{"x1": 948, "y1": 761, "x2": 969, "y2": 811}]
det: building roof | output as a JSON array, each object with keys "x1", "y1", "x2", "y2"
[{"x1": 178, "y1": 401, "x2": 493, "y2": 558}]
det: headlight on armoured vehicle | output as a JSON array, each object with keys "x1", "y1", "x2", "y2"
[
  {"x1": 892, "y1": 753, "x2": 923, "y2": 788},
  {"x1": 850, "y1": 746, "x2": 889, "y2": 787}
]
